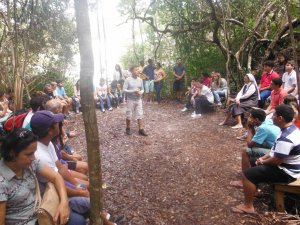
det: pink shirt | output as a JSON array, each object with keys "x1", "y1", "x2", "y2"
[
  {"x1": 201, "y1": 77, "x2": 211, "y2": 88},
  {"x1": 270, "y1": 88, "x2": 287, "y2": 109},
  {"x1": 260, "y1": 70, "x2": 279, "y2": 88}
]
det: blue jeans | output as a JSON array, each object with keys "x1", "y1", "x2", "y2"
[
  {"x1": 98, "y1": 95, "x2": 112, "y2": 110},
  {"x1": 212, "y1": 90, "x2": 226, "y2": 103},
  {"x1": 68, "y1": 197, "x2": 90, "y2": 225},
  {"x1": 154, "y1": 82, "x2": 163, "y2": 103},
  {"x1": 258, "y1": 89, "x2": 271, "y2": 108},
  {"x1": 72, "y1": 97, "x2": 81, "y2": 112}
]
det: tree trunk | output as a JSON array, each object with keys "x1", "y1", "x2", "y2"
[{"x1": 74, "y1": 0, "x2": 103, "y2": 224}]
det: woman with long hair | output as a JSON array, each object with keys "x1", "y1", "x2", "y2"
[{"x1": 211, "y1": 72, "x2": 228, "y2": 106}]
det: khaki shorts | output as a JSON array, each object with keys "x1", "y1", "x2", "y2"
[{"x1": 126, "y1": 99, "x2": 143, "y2": 120}]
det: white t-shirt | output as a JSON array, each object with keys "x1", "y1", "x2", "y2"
[
  {"x1": 35, "y1": 141, "x2": 58, "y2": 173},
  {"x1": 200, "y1": 85, "x2": 214, "y2": 103},
  {"x1": 282, "y1": 70, "x2": 297, "y2": 96}
]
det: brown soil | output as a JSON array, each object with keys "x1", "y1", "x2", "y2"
[{"x1": 69, "y1": 102, "x2": 300, "y2": 225}]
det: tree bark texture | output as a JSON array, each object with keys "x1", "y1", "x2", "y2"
[{"x1": 74, "y1": 0, "x2": 103, "y2": 224}]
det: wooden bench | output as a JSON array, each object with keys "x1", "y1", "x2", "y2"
[{"x1": 274, "y1": 179, "x2": 300, "y2": 212}]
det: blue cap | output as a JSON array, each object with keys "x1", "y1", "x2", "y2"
[{"x1": 30, "y1": 110, "x2": 64, "y2": 133}]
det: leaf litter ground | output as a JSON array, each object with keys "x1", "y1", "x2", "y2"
[{"x1": 69, "y1": 102, "x2": 300, "y2": 225}]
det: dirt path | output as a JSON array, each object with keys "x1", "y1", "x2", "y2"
[{"x1": 70, "y1": 102, "x2": 295, "y2": 225}]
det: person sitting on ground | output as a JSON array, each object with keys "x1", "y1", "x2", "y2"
[
  {"x1": 264, "y1": 78, "x2": 287, "y2": 115},
  {"x1": 258, "y1": 60, "x2": 279, "y2": 108},
  {"x1": 232, "y1": 104, "x2": 300, "y2": 214},
  {"x1": 191, "y1": 80, "x2": 214, "y2": 118},
  {"x1": 230, "y1": 109, "x2": 280, "y2": 188},
  {"x1": 200, "y1": 71, "x2": 211, "y2": 88},
  {"x1": 219, "y1": 73, "x2": 259, "y2": 129},
  {"x1": 282, "y1": 60, "x2": 298, "y2": 98},
  {"x1": 0, "y1": 128, "x2": 70, "y2": 225},
  {"x1": 30, "y1": 110, "x2": 116, "y2": 225},
  {"x1": 211, "y1": 72, "x2": 228, "y2": 106},
  {"x1": 72, "y1": 79, "x2": 81, "y2": 113},
  {"x1": 181, "y1": 78, "x2": 197, "y2": 112},
  {"x1": 0, "y1": 90, "x2": 12, "y2": 124},
  {"x1": 109, "y1": 80, "x2": 120, "y2": 108},
  {"x1": 95, "y1": 78, "x2": 113, "y2": 112},
  {"x1": 154, "y1": 62, "x2": 167, "y2": 104}
]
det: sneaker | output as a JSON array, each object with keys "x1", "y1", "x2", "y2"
[
  {"x1": 138, "y1": 129, "x2": 148, "y2": 136},
  {"x1": 192, "y1": 111, "x2": 196, "y2": 115},
  {"x1": 108, "y1": 107, "x2": 113, "y2": 111},
  {"x1": 217, "y1": 102, "x2": 222, "y2": 106},
  {"x1": 126, "y1": 128, "x2": 132, "y2": 135},
  {"x1": 191, "y1": 113, "x2": 202, "y2": 118},
  {"x1": 101, "y1": 109, "x2": 105, "y2": 113},
  {"x1": 181, "y1": 107, "x2": 188, "y2": 112}
]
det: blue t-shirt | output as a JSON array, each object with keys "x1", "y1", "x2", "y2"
[
  {"x1": 173, "y1": 64, "x2": 186, "y2": 76},
  {"x1": 252, "y1": 118, "x2": 281, "y2": 148},
  {"x1": 56, "y1": 87, "x2": 66, "y2": 97},
  {"x1": 143, "y1": 65, "x2": 155, "y2": 80}
]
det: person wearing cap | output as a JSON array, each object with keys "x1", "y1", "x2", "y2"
[{"x1": 30, "y1": 110, "x2": 117, "y2": 225}]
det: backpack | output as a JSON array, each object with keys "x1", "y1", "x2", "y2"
[{"x1": 4, "y1": 111, "x2": 29, "y2": 132}]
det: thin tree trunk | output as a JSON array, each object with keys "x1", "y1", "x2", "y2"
[
  {"x1": 284, "y1": 0, "x2": 299, "y2": 98},
  {"x1": 74, "y1": 0, "x2": 103, "y2": 224}
]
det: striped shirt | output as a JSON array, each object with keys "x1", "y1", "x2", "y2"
[{"x1": 270, "y1": 125, "x2": 300, "y2": 178}]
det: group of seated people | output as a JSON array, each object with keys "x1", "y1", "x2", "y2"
[
  {"x1": 181, "y1": 71, "x2": 228, "y2": 118},
  {"x1": 94, "y1": 78, "x2": 125, "y2": 112},
  {"x1": 0, "y1": 94, "x2": 118, "y2": 224},
  {"x1": 181, "y1": 60, "x2": 298, "y2": 128}
]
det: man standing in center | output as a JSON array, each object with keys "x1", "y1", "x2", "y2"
[
  {"x1": 142, "y1": 59, "x2": 156, "y2": 103},
  {"x1": 124, "y1": 65, "x2": 148, "y2": 136},
  {"x1": 173, "y1": 58, "x2": 186, "y2": 102}
]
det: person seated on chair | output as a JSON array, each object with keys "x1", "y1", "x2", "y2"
[
  {"x1": 264, "y1": 78, "x2": 287, "y2": 116},
  {"x1": 231, "y1": 104, "x2": 300, "y2": 214},
  {"x1": 190, "y1": 80, "x2": 214, "y2": 118},
  {"x1": 219, "y1": 73, "x2": 259, "y2": 129},
  {"x1": 95, "y1": 78, "x2": 113, "y2": 112},
  {"x1": 258, "y1": 60, "x2": 279, "y2": 108},
  {"x1": 211, "y1": 72, "x2": 228, "y2": 106},
  {"x1": 230, "y1": 109, "x2": 280, "y2": 188},
  {"x1": 0, "y1": 128, "x2": 70, "y2": 225}
]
